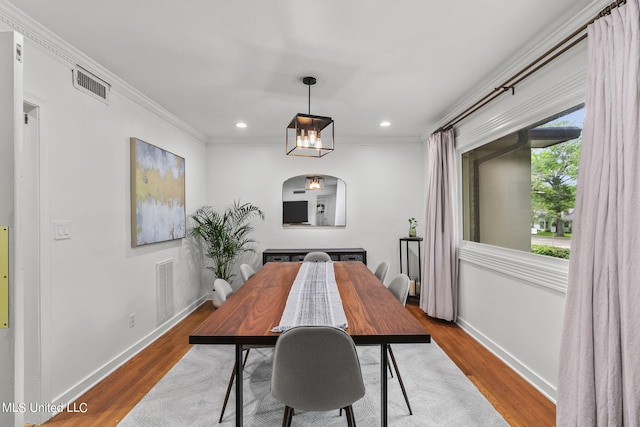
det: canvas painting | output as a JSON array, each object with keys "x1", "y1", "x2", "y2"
[{"x1": 130, "y1": 138, "x2": 186, "y2": 247}]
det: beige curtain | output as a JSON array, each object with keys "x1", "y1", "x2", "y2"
[
  {"x1": 557, "y1": 1, "x2": 640, "y2": 425},
  {"x1": 420, "y1": 128, "x2": 458, "y2": 322}
]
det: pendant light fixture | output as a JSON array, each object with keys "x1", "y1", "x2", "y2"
[
  {"x1": 305, "y1": 176, "x2": 325, "y2": 190},
  {"x1": 286, "y1": 76, "x2": 334, "y2": 157}
]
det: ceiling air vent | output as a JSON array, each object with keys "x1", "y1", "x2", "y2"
[{"x1": 72, "y1": 66, "x2": 110, "y2": 104}]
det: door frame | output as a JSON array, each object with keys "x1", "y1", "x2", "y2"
[{"x1": 22, "y1": 97, "x2": 51, "y2": 424}]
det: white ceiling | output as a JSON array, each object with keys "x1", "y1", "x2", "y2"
[{"x1": 9, "y1": 0, "x2": 593, "y2": 141}]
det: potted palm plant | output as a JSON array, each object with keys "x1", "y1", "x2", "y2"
[{"x1": 190, "y1": 201, "x2": 264, "y2": 302}]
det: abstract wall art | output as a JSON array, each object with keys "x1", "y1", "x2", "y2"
[{"x1": 130, "y1": 137, "x2": 186, "y2": 247}]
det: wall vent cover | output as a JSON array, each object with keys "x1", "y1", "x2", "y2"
[
  {"x1": 156, "y1": 259, "x2": 174, "y2": 326},
  {"x1": 72, "y1": 65, "x2": 110, "y2": 104}
]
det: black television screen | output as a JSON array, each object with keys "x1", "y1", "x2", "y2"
[{"x1": 283, "y1": 201, "x2": 308, "y2": 224}]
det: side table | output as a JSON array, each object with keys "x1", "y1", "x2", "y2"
[{"x1": 399, "y1": 237, "x2": 423, "y2": 297}]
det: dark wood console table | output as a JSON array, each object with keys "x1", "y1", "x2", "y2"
[{"x1": 263, "y1": 248, "x2": 367, "y2": 265}]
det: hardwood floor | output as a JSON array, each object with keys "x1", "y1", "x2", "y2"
[
  {"x1": 405, "y1": 302, "x2": 556, "y2": 426},
  {"x1": 38, "y1": 303, "x2": 214, "y2": 427},
  {"x1": 39, "y1": 300, "x2": 555, "y2": 427}
]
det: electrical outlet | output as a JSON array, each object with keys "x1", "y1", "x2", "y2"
[{"x1": 129, "y1": 313, "x2": 135, "y2": 328}]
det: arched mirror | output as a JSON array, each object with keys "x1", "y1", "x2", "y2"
[{"x1": 282, "y1": 175, "x2": 346, "y2": 227}]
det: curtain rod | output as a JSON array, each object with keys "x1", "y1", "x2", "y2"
[{"x1": 436, "y1": 0, "x2": 627, "y2": 133}]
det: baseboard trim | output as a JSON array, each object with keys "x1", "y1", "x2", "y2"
[
  {"x1": 50, "y1": 295, "x2": 209, "y2": 413},
  {"x1": 456, "y1": 316, "x2": 557, "y2": 403}
]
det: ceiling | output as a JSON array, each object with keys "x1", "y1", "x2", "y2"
[{"x1": 9, "y1": 0, "x2": 592, "y2": 141}]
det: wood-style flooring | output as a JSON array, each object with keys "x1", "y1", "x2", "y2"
[{"x1": 38, "y1": 300, "x2": 555, "y2": 427}]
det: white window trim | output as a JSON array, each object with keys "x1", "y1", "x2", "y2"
[
  {"x1": 456, "y1": 67, "x2": 587, "y2": 154},
  {"x1": 459, "y1": 241, "x2": 568, "y2": 294},
  {"x1": 453, "y1": 45, "x2": 587, "y2": 297}
]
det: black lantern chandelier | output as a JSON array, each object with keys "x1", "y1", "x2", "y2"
[{"x1": 286, "y1": 76, "x2": 334, "y2": 158}]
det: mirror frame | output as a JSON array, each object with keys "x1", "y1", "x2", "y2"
[{"x1": 282, "y1": 174, "x2": 346, "y2": 228}]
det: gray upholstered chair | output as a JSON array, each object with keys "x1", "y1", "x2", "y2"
[
  {"x1": 303, "y1": 251, "x2": 332, "y2": 262},
  {"x1": 387, "y1": 273, "x2": 410, "y2": 306},
  {"x1": 239, "y1": 263, "x2": 255, "y2": 283},
  {"x1": 385, "y1": 273, "x2": 412, "y2": 414},
  {"x1": 374, "y1": 261, "x2": 390, "y2": 285},
  {"x1": 271, "y1": 326, "x2": 366, "y2": 427}
]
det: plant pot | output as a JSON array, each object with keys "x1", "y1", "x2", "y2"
[{"x1": 409, "y1": 226, "x2": 417, "y2": 238}]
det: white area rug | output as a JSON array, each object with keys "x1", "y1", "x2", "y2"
[{"x1": 119, "y1": 341, "x2": 508, "y2": 426}]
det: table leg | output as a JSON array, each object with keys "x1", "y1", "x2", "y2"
[
  {"x1": 398, "y1": 239, "x2": 402, "y2": 274},
  {"x1": 405, "y1": 240, "x2": 410, "y2": 279},
  {"x1": 381, "y1": 343, "x2": 388, "y2": 427},
  {"x1": 417, "y1": 241, "x2": 422, "y2": 290},
  {"x1": 235, "y1": 344, "x2": 243, "y2": 427}
]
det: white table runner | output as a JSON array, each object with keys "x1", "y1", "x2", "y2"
[{"x1": 271, "y1": 261, "x2": 348, "y2": 332}]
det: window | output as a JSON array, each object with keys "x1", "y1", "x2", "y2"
[{"x1": 462, "y1": 105, "x2": 584, "y2": 259}]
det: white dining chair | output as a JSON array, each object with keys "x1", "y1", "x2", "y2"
[
  {"x1": 239, "y1": 263, "x2": 255, "y2": 283},
  {"x1": 271, "y1": 326, "x2": 366, "y2": 426}
]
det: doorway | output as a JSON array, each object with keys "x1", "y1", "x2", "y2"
[{"x1": 22, "y1": 101, "x2": 46, "y2": 424}]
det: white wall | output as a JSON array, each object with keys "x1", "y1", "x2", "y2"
[
  {"x1": 458, "y1": 243, "x2": 569, "y2": 399},
  {"x1": 12, "y1": 24, "x2": 209, "y2": 420},
  {"x1": 205, "y1": 137, "x2": 424, "y2": 287},
  {"x1": 449, "y1": 22, "x2": 590, "y2": 400}
]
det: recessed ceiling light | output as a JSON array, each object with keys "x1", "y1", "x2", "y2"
[
  {"x1": 379, "y1": 121, "x2": 391, "y2": 127},
  {"x1": 235, "y1": 122, "x2": 247, "y2": 128}
]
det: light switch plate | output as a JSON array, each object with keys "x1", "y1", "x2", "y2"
[{"x1": 53, "y1": 221, "x2": 72, "y2": 240}]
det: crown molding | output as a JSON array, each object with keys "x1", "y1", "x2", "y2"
[{"x1": 0, "y1": 0, "x2": 207, "y2": 143}]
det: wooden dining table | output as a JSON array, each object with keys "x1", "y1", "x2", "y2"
[{"x1": 189, "y1": 261, "x2": 431, "y2": 426}]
